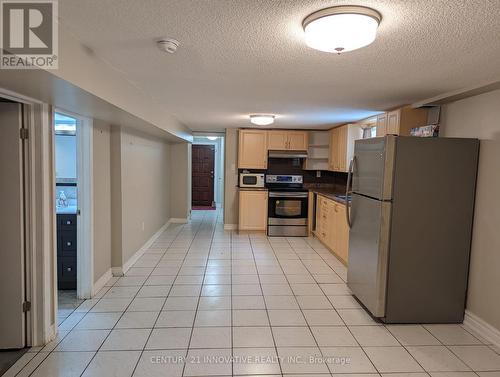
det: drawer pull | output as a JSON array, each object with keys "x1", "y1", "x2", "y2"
[
  {"x1": 66, "y1": 241, "x2": 72, "y2": 246},
  {"x1": 66, "y1": 220, "x2": 72, "y2": 225},
  {"x1": 66, "y1": 267, "x2": 72, "y2": 272}
]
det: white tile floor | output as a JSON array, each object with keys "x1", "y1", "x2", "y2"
[{"x1": 6, "y1": 209, "x2": 500, "y2": 377}]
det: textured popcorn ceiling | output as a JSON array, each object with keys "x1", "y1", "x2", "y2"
[{"x1": 59, "y1": 0, "x2": 500, "y2": 131}]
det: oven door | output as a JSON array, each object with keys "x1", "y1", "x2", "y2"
[{"x1": 268, "y1": 191, "x2": 308, "y2": 225}]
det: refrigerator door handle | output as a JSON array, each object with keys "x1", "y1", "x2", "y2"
[{"x1": 346, "y1": 156, "x2": 356, "y2": 228}]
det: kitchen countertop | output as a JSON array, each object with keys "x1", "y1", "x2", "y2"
[
  {"x1": 308, "y1": 188, "x2": 348, "y2": 205},
  {"x1": 56, "y1": 205, "x2": 78, "y2": 215},
  {"x1": 237, "y1": 186, "x2": 268, "y2": 191}
]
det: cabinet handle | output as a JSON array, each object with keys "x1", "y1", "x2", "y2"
[
  {"x1": 66, "y1": 241, "x2": 72, "y2": 246},
  {"x1": 67, "y1": 267, "x2": 72, "y2": 272}
]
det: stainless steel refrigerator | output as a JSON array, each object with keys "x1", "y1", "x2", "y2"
[{"x1": 346, "y1": 135, "x2": 479, "y2": 323}]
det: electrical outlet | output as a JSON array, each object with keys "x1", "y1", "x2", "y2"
[{"x1": 316, "y1": 170, "x2": 321, "y2": 178}]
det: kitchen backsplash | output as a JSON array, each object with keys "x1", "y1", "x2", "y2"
[{"x1": 267, "y1": 157, "x2": 347, "y2": 189}]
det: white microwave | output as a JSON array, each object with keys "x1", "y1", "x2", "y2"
[{"x1": 239, "y1": 173, "x2": 265, "y2": 188}]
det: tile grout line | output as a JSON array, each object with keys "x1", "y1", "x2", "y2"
[
  {"x1": 249, "y1": 234, "x2": 284, "y2": 376},
  {"x1": 181, "y1": 209, "x2": 219, "y2": 377},
  {"x1": 74, "y1": 224, "x2": 182, "y2": 377},
  {"x1": 128, "y1": 219, "x2": 193, "y2": 377}
]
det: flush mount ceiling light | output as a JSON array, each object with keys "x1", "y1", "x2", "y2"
[
  {"x1": 206, "y1": 136, "x2": 218, "y2": 140},
  {"x1": 250, "y1": 114, "x2": 275, "y2": 126},
  {"x1": 303, "y1": 5, "x2": 381, "y2": 53},
  {"x1": 156, "y1": 38, "x2": 180, "y2": 54}
]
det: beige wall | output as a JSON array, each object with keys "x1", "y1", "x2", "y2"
[
  {"x1": 170, "y1": 143, "x2": 192, "y2": 220},
  {"x1": 119, "y1": 128, "x2": 171, "y2": 264},
  {"x1": 440, "y1": 88, "x2": 500, "y2": 331},
  {"x1": 92, "y1": 120, "x2": 112, "y2": 282},
  {"x1": 224, "y1": 128, "x2": 239, "y2": 226},
  {"x1": 110, "y1": 126, "x2": 123, "y2": 267}
]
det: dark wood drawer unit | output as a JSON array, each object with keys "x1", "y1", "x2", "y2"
[{"x1": 57, "y1": 214, "x2": 77, "y2": 290}]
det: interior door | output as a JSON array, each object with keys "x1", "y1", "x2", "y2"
[
  {"x1": 0, "y1": 102, "x2": 26, "y2": 349},
  {"x1": 192, "y1": 144, "x2": 215, "y2": 206}
]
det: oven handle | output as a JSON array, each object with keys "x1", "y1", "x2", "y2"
[{"x1": 269, "y1": 192, "x2": 309, "y2": 198}]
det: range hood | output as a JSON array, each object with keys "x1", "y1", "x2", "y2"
[{"x1": 268, "y1": 150, "x2": 308, "y2": 159}]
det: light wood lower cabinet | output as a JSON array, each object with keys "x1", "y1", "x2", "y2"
[
  {"x1": 238, "y1": 190, "x2": 268, "y2": 231},
  {"x1": 315, "y1": 195, "x2": 349, "y2": 265}
]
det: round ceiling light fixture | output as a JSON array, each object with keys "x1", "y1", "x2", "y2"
[
  {"x1": 157, "y1": 38, "x2": 180, "y2": 54},
  {"x1": 206, "y1": 136, "x2": 218, "y2": 140},
  {"x1": 250, "y1": 114, "x2": 275, "y2": 126},
  {"x1": 303, "y1": 5, "x2": 381, "y2": 53}
]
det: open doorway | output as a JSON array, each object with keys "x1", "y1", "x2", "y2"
[
  {"x1": 53, "y1": 111, "x2": 93, "y2": 323},
  {"x1": 192, "y1": 135, "x2": 224, "y2": 210},
  {"x1": 54, "y1": 112, "x2": 81, "y2": 322}
]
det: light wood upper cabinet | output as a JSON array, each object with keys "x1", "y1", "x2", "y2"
[
  {"x1": 328, "y1": 124, "x2": 362, "y2": 172},
  {"x1": 377, "y1": 106, "x2": 428, "y2": 136},
  {"x1": 376, "y1": 113, "x2": 387, "y2": 137},
  {"x1": 238, "y1": 190, "x2": 268, "y2": 231},
  {"x1": 315, "y1": 195, "x2": 349, "y2": 265},
  {"x1": 287, "y1": 131, "x2": 308, "y2": 150},
  {"x1": 267, "y1": 131, "x2": 288, "y2": 150},
  {"x1": 238, "y1": 129, "x2": 268, "y2": 169},
  {"x1": 386, "y1": 109, "x2": 401, "y2": 135},
  {"x1": 267, "y1": 130, "x2": 308, "y2": 151}
]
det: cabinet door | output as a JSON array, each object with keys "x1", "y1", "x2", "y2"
[
  {"x1": 326, "y1": 200, "x2": 337, "y2": 251},
  {"x1": 238, "y1": 130, "x2": 268, "y2": 169},
  {"x1": 287, "y1": 131, "x2": 308, "y2": 150},
  {"x1": 386, "y1": 110, "x2": 401, "y2": 135},
  {"x1": 334, "y1": 204, "x2": 349, "y2": 264},
  {"x1": 267, "y1": 131, "x2": 288, "y2": 150},
  {"x1": 239, "y1": 190, "x2": 268, "y2": 231},
  {"x1": 337, "y1": 126, "x2": 348, "y2": 172},
  {"x1": 328, "y1": 129, "x2": 337, "y2": 171},
  {"x1": 376, "y1": 113, "x2": 387, "y2": 137}
]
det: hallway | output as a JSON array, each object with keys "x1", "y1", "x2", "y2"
[{"x1": 5, "y1": 210, "x2": 499, "y2": 376}]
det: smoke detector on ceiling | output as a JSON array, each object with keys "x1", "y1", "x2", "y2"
[{"x1": 157, "y1": 38, "x2": 180, "y2": 54}]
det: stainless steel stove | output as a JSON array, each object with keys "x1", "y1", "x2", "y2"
[{"x1": 266, "y1": 175, "x2": 308, "y2": 237}]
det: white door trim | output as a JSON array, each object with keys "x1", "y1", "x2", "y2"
[
  {"x1": 57, "y1": 109, "x2": 94, "y2": 299},
  {"x1": 1, "y1": 87, "x2": 57, "y2": 346}
]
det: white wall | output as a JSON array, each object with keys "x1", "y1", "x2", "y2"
[
  {"x1": 170, "y1": 143, "x2": 192, "y2": 220},
  {"x1": 440, "y1": 88, "x2": 500, "y2": 332},
  {"x1": 224, "y1": 129, "x2": 239, "y2": 226},
  {"x1": 119, "y1": 128, "x2": 171, "y2": 265},
  {"x1": 92, "y1": 120, "x2": 112, "y2": 282}
]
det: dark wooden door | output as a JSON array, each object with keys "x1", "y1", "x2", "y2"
[{"x1": 192, "y1": 145, "x2": 215, "y2": 206}]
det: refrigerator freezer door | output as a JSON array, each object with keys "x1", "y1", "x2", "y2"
[
  {"x1": 352, "y1": 136, "x2": 396, "y2": 201},
  {"x1": 347, "y1": 193, "x2": 392, "y2": 318}
]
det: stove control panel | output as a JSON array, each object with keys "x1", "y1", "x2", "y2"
[{"x1": 266, "y1": 175, "x2": 303, "y2": 184}]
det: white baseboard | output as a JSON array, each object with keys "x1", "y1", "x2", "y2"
[
  {"x1": 117, "y1": 220, "x2": 172, "y2": 276},
  {"x1": 224, "y1": 224, "x2": 238, "y2": 230},
  {"x1": 92, "y1": 268, "x2": 112, "y2": 296},
  {"x1": 111, "y1": 267, "x2": 123, "y2": 277},
  {"x1": 463, "y1": 309, "x2": 500, "y2": 349},
  {"x1": 170, "y1": 218, "x2": 188, "y2": 224}
]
